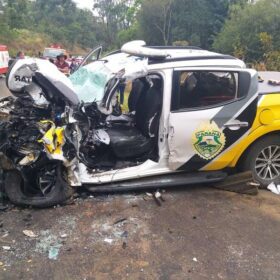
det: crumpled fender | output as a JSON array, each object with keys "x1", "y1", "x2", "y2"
[{"x1": 38, "y1": 120, "x2": 65, "y2": 161}]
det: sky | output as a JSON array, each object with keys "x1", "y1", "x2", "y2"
[{"x1": 73, "y1": 0, "x2": 93, "y2": 11}]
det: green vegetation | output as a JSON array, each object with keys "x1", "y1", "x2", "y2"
[
  {"x1": 213, "y1": 0, "x2": 280, "y2": 70},
  {"x1": 0, "y1": 0, "x2": 102, "y2": 55},
  {"x1": 0, "y1": 0, "x2": 279, "y2": 69}
]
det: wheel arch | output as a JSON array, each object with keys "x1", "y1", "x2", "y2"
[{"x1": 236, "y1": 130, "x2": 280, "y2": 170}]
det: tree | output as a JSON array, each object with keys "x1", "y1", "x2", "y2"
[
  {"x1": 138, "y1": 0, "x2": 174, "y2": 45},
  {"x1": 116, "y1": 0, "x2": 141, "y2": 46},
  {"x1": 3, "y1": 0, "x2": 32, "y2": 29},
  {"x1": 93, "y1": 0, "x2": 138, "y2": 47},
  {"x1": 138, "y1": 0, "x2": 231, "y2": 48},
  {"x1": 31, "y1": 0, "x2": 101, "y2": 49},
  {"x1": 213, "y1": 0, "x2": 280, "y2": 61}
]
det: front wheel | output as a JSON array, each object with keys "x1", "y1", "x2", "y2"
[
  {"x1": 4, "y1": 162, "x2": 73, "y2": 208},
  {"x1": 241, "y1": 135, "x2": 280, "y2": 187}
]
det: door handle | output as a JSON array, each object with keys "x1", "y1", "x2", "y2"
[
  {"x1": 224, "y1": 120, "x2": 248, "y2": 130},
  {"x1": 169, "y1": 126, "x2": 175, "y2": 138}
]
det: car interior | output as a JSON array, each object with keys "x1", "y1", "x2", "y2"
[
  {"x1": 106, "y1": 75, "x2": 163, "y2": 162},
  {"x1": 178, "y1": 71, "x2": 237, "y2": 109}
]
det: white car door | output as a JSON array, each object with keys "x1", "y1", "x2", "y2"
[
  {"x1": 168, "y1": 67, "x2": 258, "y2": 171},
  {"x1": 75, "y1": 46, "x2": 102, "y2": 72}
]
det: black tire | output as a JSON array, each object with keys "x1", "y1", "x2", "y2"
[
  {"x1": 241, "y1": 135, "x2": 280, "y2": 188},
  {"x1": 4, "y1": 163, "x2": 73, "y2": 208}
]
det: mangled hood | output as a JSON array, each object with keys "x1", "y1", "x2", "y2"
[
  {"x1": 6, "y1": 54, "x2": 148, "y2": 108},
  {"x1": 7, "y1": 58, "x2": 79, "y2": 105}
]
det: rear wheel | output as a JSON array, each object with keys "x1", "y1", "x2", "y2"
[
  {"x1": 241, "y1": 135, "x2": 280, "y2": 187},
  {"x1": 4, "y1": 162, "x2": 73, "y2": 208}
]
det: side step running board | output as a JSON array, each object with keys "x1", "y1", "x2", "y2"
[{"x1": 85, "y1": 171, "x2": 227, "y2": 193}]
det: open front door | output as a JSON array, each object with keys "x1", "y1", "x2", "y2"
[
  {"x1": 75, "y1": 46, "x2": 102, "y2": 72},
  {"x1": 168, "y1": 68, "x2": 258, "y2": 171}
]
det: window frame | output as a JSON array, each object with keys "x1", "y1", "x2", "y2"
[{"x1": 171, "y1": 68, "x2": 248, "y2": 113}]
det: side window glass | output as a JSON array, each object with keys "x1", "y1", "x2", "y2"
[{"x1": 174, "y1": 71, "x2": 238, "y2": 110}]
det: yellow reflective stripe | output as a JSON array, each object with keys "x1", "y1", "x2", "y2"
[
  {"x1": 204, "y1": 94, "x2": 280, "y2": 170},
  {"x1": 203, "y1": 121, "x2": 280, "y2": 170}
]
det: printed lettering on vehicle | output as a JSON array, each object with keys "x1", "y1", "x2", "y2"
[{"x1": 14, "y1": 75, "x2": 32, "y2": 83}]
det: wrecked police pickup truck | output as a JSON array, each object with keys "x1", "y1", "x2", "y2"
[{"x1": 1, "y1": 41, "x2": 280, "y2": 207}]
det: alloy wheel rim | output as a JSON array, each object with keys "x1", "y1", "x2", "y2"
[
  {"x1": 37, "y1": 165, "x2": 57, "y2": 196},
  {"x1": 255, "y1": 145, "x2": 280, "y2": 180}
]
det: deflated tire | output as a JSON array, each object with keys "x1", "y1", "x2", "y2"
[{"x1": 4, "y1": 163, "x2": 73, "y2": 208}]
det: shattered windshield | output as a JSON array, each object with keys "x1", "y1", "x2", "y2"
[
  {"x1": 69, "y1": 54, "x2": 148, "y2": 104},
  {"x1": 69, "y1": 61, "x2": 112, "y2": 103}
]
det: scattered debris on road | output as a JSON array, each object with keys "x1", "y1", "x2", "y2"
[
  {"x1": 144, "y1": 190, "x2": 166, "y2": 206},
  {"x1": 23, "y1": 230, "x2": 38, "y2": 238},
  {"x1": 0, "y1": 188, "x2": 280, "y2": 279},
  {"x1": 48, "y1": 246, "x2": 61, "y2": 260},
  {"x1": 104, "y1": 238, "x2": 113, "y2": 244},
  {"x1": 113, "y1": 218, "x2": 127, "y2": 225}
]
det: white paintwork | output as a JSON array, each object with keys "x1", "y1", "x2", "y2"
[
  {"x1": 148, "y1": 59, "x2": 246, "y2": 72},
  {"x1": 7, "y1": 58, "x2": 79, "y2": 104},
  {"x1": 79, "y1": 159, "x2": 174, "y2": 184},
  {"x1": 156, "y1": 69, "x2": 173, "y2": 161},
  {"x1": 168, "y1": 107, "x2": 222, "y2": 170},
  {"x1": 121, "y1": 41, "x2": 170, "y2": 58},
  {"x1": 7, "y1": 58, "x2": 35, "y2": 92}
]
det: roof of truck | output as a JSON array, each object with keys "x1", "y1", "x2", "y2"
[
  {"x1": 148, "y1": 46, "x2": 232, "y2": 58},
  {"x1": 148, "y1": 48, "x2": 237, "y2": 64},
  {"x1": 119, "y1": 41, "x2": 245, "y2": 69},
  {"x1": 258, "y1": 71, "x2": 280, "y2": 94}
]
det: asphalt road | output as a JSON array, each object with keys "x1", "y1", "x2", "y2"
[
  {"x1": 1, "y1": 77, "x2": 280, "y2": 279},
  {"x1": 0, "y1": 78, "x2": 10, "y2": 99},
  {"x1": 1, "y1": 188, "x2": 280, "y2": 280}
]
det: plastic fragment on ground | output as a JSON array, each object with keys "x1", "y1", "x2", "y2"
[
  {"x1": 48, "y1": 246, "x2": 60, "y2": 260},
  {"x1": 104, "y1": 238, "x2": 113, "y2": 244},
  {"x1": 267, "y1": 182, "x2": 280, "y2": 195},
  {"x1": 23, "y1": 230, "x2": 38, "y2": 238}
]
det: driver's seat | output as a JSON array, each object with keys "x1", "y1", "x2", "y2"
[{"x1": 107, "y1": 78, "x2": 162, "y2": 159}]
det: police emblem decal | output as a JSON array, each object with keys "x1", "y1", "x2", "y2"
[{"x1": 192, "y1": 121, "x2": 226, "y2": 160}]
